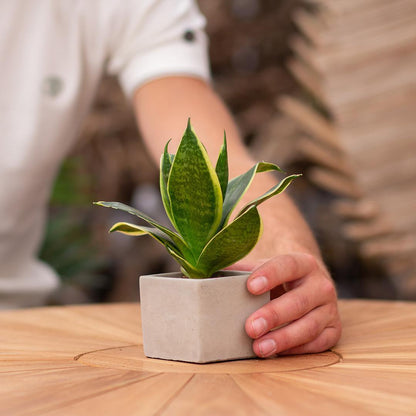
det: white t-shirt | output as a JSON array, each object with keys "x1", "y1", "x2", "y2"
[{"x1": 0, "y1": 0, "x2": 210, "y2": 308}]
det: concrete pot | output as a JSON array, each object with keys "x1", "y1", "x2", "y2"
[{"x1": 139, "y1": 271, "x2": 270, "y2": 363}]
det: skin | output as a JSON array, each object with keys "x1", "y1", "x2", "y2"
[{"x1": 134, "y1": 76, "x2": 342, "y2": 358}]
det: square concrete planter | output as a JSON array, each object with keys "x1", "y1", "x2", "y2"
[{"x1": 139, "y1": 271, "x2": 270, "y2": 363}]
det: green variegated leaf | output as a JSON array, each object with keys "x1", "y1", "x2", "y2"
[
  {"x1": 196, "y1": 206, "x2": 262, "y2": 277},
  {"x1": 109, "y1": 222, "x2": 182, "y2": 253},
  {"x1": 167, "y1": 120, "x2": 223, "y2": 256},
  {"x1": 220, "y1": 162, "x2": 283, "y2": 227},
  {"x1": 95, "y1": 120, "x2": 300, "y2": 279},
  {"x1": 110, "y1": 222, "x2": 171, "y2": 238},
  {"x1": 160, "y1": 140, "x2": 175, "y2": 224},
  {"x1": 93, "y1": 201, "x2": 193, "y2": 262},
  {"x1": 215, "y1": 134, "x2": 228, "y2": 200},
  {"x1": 237, "y1": 173, "x2": 302, "y2": 217}
]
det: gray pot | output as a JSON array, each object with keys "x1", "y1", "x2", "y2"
[{"x1": 139, "y1": 270, "x2": 270, "y2": 363}]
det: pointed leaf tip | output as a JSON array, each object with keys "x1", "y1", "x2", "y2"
[
  {"x1": 215, "y1": 133, "x2": 229, "y2": 200},
  {"x1": 237, "y1": 173, "x2": 301, "y2": 217}
]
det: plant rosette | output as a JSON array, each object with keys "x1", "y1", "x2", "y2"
[{"x1": 95, "y1": 120, "x2": 300, "y2": 363}]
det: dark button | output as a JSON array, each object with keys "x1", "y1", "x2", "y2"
[
  {"x1": 183, "y1": 30, "x2": 195, "y2": 42},
  {"x1": 42, "y1": 76, "x2": 64, "y2": 97}
]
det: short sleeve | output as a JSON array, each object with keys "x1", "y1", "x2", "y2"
[{"x1": 105, "y1": 0, "x2": 211, "y2": 98}]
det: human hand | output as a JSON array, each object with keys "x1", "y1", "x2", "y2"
[{"x1": 240, "y1": 253, "x2": 342, "y2": 357}]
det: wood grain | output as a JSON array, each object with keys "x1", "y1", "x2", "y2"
[
  {"x1": 1, "y1": 300, "x2": 416, "y2": 415},
  {"x1": 76, "y1": 345, "x2": 340, "y2": 374}
]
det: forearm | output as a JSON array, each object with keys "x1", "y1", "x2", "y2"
[
  {"x1": 249, "y1": 191, "x2": 322, "y2": 261},
  {"x1": 134, "y1": 77, "x2": 250, "y2": 172}
]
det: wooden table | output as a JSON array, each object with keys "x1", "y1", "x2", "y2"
[{"x1": 1, "y1": 299, "x2": 415, "y2": 415}]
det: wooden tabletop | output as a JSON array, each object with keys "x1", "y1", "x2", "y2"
[{"x1": 1, "y1": 299, "x2": 416, "y2": 415}]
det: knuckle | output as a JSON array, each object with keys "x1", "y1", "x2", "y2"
[
  {"x1": 315, "y1": 333, "x2": 331, "y2": 352},
  {"x1": 304, "y1": 253, "x2": 319, "y2": 271},
  {"x1": 285, "y1": 254, "x2": 299, "y2": 276},
  {"x1": 321, "y1": 278, "x2": 337, "y2": 299},
  {"x1": 275, "y1": 255, "x2": 298, "y2": 282},
  {"x1": 306, "y1": 317, "x2": 321, "y2": 341},
  {"x1": 319, "y1": 329, "x2": 337, "y2": 351},
  {"x1": 319, "y1": 325, "x2": 342, "y2": 351},
  {"x1": 333, "y1": 322, "x2": 343, "y2": 343},
  {"x1": 331, "y1": 300, "x2": 341, "y2": 317},
  {"x1": 293, "y1": 293, "x2": 309, "y2": 317},
  {"x1": 266, "y1": 301, "x2": 281, "y2": 327},
  {"x1": 326, "y1": 302, "x2": 338, "y2": 320}
]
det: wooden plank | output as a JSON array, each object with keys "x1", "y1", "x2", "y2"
[
  {"x1": 278, "y1": 96, "x2": 343, "y2": 152},
  {"x1": 384, "y1": 257, "x2": 416, "y2": 284},
  {"x1": 315, "y1": 28, "x2": 416, "y2": 72},
  {"x1": 333, "y1": 87, "x2": 416, "y2": 128},
  {"x1": 232, "y1": 372, "x2": 351, "y2": 415},
  {"x1": 308, "y1": 167, "x2": 362, "y2": 198},
  {"x1": 276, "y1": 367, "x2": 416, "y2": 416},
  {"x1": 354, "y1": 155, "x2": 416, "y2": 195},
  {"x1": 1, "y1": 367, "x2": 155, "y2": 416},
  {"x1": 0, "y1": 303, "x2": 140, "y2": 356},
  {"x1": 286, "y1": 58, "x2": 326, "y2": 104},
  {"x1": 292, "y1": 8, "x2": 326, "y2": 46},
  {"x1": 360, "y1": 234, "x2": 416, "y2": 259},
  {"x1": 249, "y1": 115, "x2": 302, "y2": 166},
  {"x1": 160, "y1": 374, "x2": 264, "y2": 415},
  {"x1": 289, "y1": 35, "x2": 321, "y2": 73},
  {"x1": 338, "y1": 128, "x2": 416, "y2": 162},
  {"x1": 0, "y1": 361, "x2": 78, "y2": 373},
  {"x1": 365, "y1": 185, "x2": 416, "y2": 232},
  {"x1": 342, "y1": 218, "x2": 393, "y2": 241},
  {"x1": 300, "y1": 13, "x2": 416, "y2": 73},
  {"x1": 341, "y1": 122, "x2": 416, "y2": 149},
  {"x1": 297, "y1": 137, "x2": 352, "y2": 175},
  {"x1": 47, "y1": 372, "x2": 193, "y2": 416},
  {"x1": 316, "y1": 1, "x2": 416, "y2": 42},
  {"x1": 323, "y1": 50, "x2": 416, "y2": 108},
  {"x1": 332, "y1": 199, "x2": 380, "y2": 220},
  {"x1": 313, "y1": 0, "x2": 413, "y2": 19},
  {"x1": 389, "y1": 269, "x2": 416, "y2": 299}
]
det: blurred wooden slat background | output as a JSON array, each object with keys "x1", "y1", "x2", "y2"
[{"x1": 276, "y1": 0, "x2": 416, "y2": 298}]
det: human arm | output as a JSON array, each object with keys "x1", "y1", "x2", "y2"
[{"x1": 133, "y1": 76, "x2": 341, "y2": 357}]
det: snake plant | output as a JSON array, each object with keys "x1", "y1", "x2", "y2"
[{"x1": 94, "y1": 120, "x2": 300, "y2": 278}]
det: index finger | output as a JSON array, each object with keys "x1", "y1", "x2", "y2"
[{"x1": 247, "y1": 253, "x2": 319, "y2": 295}]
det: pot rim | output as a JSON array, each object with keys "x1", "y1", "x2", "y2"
[{"x1": 140, "y1": 270, "x2": 250, "y2": 280}]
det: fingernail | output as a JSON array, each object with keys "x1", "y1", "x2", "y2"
[
  {"x1": 251, "y1": 317, "x2": 267, "y2": 337},
  {"x1": 258, "y1": 339, "x2": 277, "y2": 357},
  {"x1": 248, "y1": 276, "x2": 267, "y2": 294}
]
